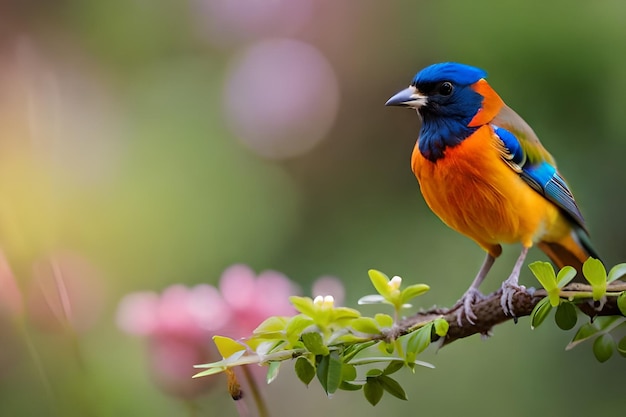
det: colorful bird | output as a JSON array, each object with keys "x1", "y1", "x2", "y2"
[{"x1": 385, "y1": 62, "x2": 598, "y2": 324}]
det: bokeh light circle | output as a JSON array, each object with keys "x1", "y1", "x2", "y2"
[
  {"x1": 224, "y1": 38, "x2": 340, "y2": 159},
  {"x1": 193, "y1": 0, "x2": 314, "y2": 47}
]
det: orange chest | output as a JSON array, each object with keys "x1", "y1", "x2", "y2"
[
  {"x1": 411, "y1": 126, "x2": 507, "y2": 192},
  {"x1": 410, "y1": 125, "x2": 552, "y2": 245}
]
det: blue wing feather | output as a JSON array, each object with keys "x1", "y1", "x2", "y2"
[
  {"x1": 493, "y1": 125, "x2": 525, "y2": 166},
  {"x1": 492, "y1": 125, "x2": 586, "y2": 230}
]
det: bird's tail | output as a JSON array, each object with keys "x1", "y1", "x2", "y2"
[{"x1": 537, "y1": 226, "x2": 600, "y2": 282}]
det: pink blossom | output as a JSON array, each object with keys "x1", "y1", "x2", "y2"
[
  {"x1": 117, "y1": 283, "x2": 231, "y2": 399},
  {"x1": 117, "y1": 284, "x2": 231, "y2": 342},
  {"x1": 116, "y1": 264, "x2": 299, "y2": 398},
  {"x1": 218, "y1": 264, "x2": 299, "y2": 338}
]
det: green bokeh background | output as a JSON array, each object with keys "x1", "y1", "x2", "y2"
[{"x1": 0, "y1": 1, "x2": 624, "y2": 416}]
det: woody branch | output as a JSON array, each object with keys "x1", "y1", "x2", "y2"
[{"x1": 383, "y1": 282, "x2": 626, "y2": 345}]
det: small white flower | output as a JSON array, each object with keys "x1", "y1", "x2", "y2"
[
  {"x1": 388, "y1": 276, "x2": 402, "y2": 291},
  {"x1": 314, "y1": 295, "x2": 335, "y2": 309}
]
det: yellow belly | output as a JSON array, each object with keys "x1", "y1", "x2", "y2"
[{"x1": 411, "y1": 126, "x2": 566, "y2": 257}]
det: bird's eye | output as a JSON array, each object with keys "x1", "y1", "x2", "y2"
[{"x1": 439, "y1": 82, "x2": 453, "y2": 96}]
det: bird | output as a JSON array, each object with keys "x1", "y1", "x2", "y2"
[{"x1": 385, "y1": 62, "x2": 599, "y2": 324}]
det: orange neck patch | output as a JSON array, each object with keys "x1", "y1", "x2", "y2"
[{"x1": 468, "y1": 79, "x2": 504, "y2": 127}]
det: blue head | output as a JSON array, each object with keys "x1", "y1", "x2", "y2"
[{"x1": 386, "y1": 62, "x2": 488, "y2": 161}]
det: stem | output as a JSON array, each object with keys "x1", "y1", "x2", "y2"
[
  {"x1": 559, "y1": 291, "x2": 594, "y2": 299},
  {"x1": 241, "y1": 365, "x2": 270, "y2": 417},
  {"x1": 406, "y1": 319, "x2": 435, "y2": 334},
  {"x1": 393, "y1": 338, "x2": 404, "y2": 358},
  {"x1": 559, "y1": 291, "x2": 624, "y2": 300}
]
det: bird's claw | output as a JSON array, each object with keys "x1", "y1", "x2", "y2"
[
  {"x1": 500, "y1": 281, "x2": 526, "y2": 321},
  {"x1": 453, "y1": 287, "x2": 485, "y2": 326}
]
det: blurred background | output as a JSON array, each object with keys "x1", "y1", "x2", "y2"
[{"x1": 0, "y1": 0, "x2": 624, "y2": 416}]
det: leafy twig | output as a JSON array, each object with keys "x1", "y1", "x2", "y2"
[{"x1": 390, "y1": 282, "x2": 626, "y2": 345}]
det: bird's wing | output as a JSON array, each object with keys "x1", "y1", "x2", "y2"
[
  {"x1": 491, "y1": 105, "x2": 586, "y2": 230},
  {"x1": 492, "y1": 104, "x2": 555, "y2": 165}
]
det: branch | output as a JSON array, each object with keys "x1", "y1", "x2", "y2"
[
  {"x1": 197, "y1": 273, "x2": 626, "y2": 407},
  {"x1": 387, "y1": 282, "x2": 626, "y2": 345}
]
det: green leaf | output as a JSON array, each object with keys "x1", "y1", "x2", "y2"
[
  {"x1": 433, "y1": 318, "x2": 449, "y2": 337},
  {"x1": 374, "y1": 314, "x2": 394, "y2": 328},
  {"x1": 556, "y1": 266, "x2": 577, "y2": 288},
  {"x1": 529, "y1": 262, "x2": 561, "y2": 306},
  {"x1": 290, "y1": 296, "x2": 317, "y2": 318},
  {"x1": 316, "y1": 355, "x2": 330, "y2": 393},
  {"x1": 363, "y1": 377, "x2": 384, "y2": 406},
  {"x1": 378, "y1": 375, "x2": 408, "y2": 400},
  {"x1": 350, "y1": 357, "x2": 403, "y2": 366},
  {"x1": 400, "y1": 284, "x2": 430, "y2": 305},
  {"x1": 529, "y1": 261, "x2": 557, "y2": 290},
  {"x1": 193, "y1": 352, "x2": 244, "y2": 369},
  {"x1": 285, "y1": 315, "x2": 315, "y2": 339},
  {"x1": 252, "y1": 339, "x2": 285, "y2": 355},
  {"x1": 378, "y1": 341, "x2": 395, "y2": 355},
  {"x1": 326, "y1": 351, "x2": 343, "y2": 395},
  {"x1": 295, "y1": 357, "x2": 315, "y2": 386},
  {"x1": 213, "y1": 336, "x2": 246, "y2": 359},
  {"x1": 582, "y1": 258, "x2": 607, "y2": 301},
  {"x1": 530, "y1": 297, "x2": 552, "y2": 329},
  {"x1": 618, "y1": 292, "x2": 626, "y2": 316},
  {"x1": 343, "y1": 341, "x2": 377, "y2": 363},
  {"x1": 342, "y1": 363, "x2": 357, "y2": 382},
  {"x1": 350, "y1": 317, "x2": 381, "y2": 334},
  {"x1": 567, "y1": 322, "x2": 601, "y2": 350},
  {"x1": 607, "y1": 263, "x2": 626, "y2": 283},
  {"x1": 336, "y1": 334, "x2": 370, "y2": 344},
  {"x1": 266, "y1": 361, "x2": 280, "y2": 384},
  {"x1": 617, "y1": 336, "x2": 626, "y2": 358},
  {"x1": 302, "y1": 332, "x2": 329, "y2": 356},
  {"x1": 593, "y1": 316, "x2": 624, "y2": 331},
  {"x1": 554, "y1": 301, "x2": 577, "y2": 330},
  {"x1": 405, "y1": 324, "x2": 432, "y2": 356},
  {"x1": 246, "y1": 332, "x2": 286, "y2": 349},
  {"x1": 593, "y1": 333, "x2": 614, "y2": 363},
  {"x1": 253, "y1": 316, "x2": 289, "y2": 335},
  {"x1": 192, "y1": 366, "x2": 226, "y2": 378},
  {"x1": 366, "y1": 368, "x2": 383, "y2": 377},
  {"x1": 339, "y1": 381, "x2": 363, "y2": 391},
  {"x1": 382, "y1": 360, "x2": 404, "y2": 376},
  {"x1": 332, "y1": 307, "x2": 362, "y2": 321},
  {"x1": 316, "y1": 351, "x2": 342, "y2": 395},
  {"x1": 368, "y1": 269, "x2": 392, "y2": 298}
]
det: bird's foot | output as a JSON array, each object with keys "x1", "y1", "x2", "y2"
[
  {"x1": 452, "y1": 287, "x2": 485, "y2": 326},
  {"x1": 499, "y1": 277, "x2": 526, "y2": 322}
]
